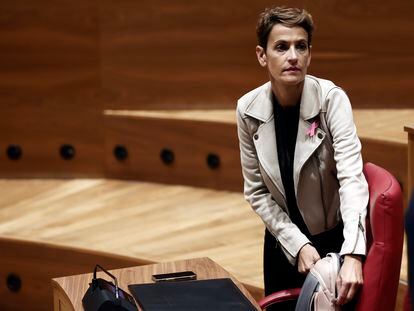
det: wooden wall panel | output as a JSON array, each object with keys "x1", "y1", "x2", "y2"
[
  {"x1": 101, "y1": 0, "x2": 414, "y2": 110},
  {"x1": 308, "y1": 1, "x2": 414, "y2": 109},
  {"x1": 0, "y1": 1, "x2": 104, "y2": 177},
  {"x1": 100, "y1": 0, "x2": 272, "y2": 110},
  {"x1": 104, "y1": 113, "x2": 244, "y2": 191},
  {"x1": 1, "y1": 1, "x2": 413, "y2": 177}
]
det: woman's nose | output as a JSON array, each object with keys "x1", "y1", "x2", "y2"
[{"x1": 287, "y1": 46, "x2": 298, "y2": 61}]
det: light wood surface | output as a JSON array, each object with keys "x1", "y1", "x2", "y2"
[
  {"x1": 52, "y1": 257, "x2": 261, "y2": 311},
  {"x1": 396, "y1": 281, "x2": 409, "y2": 311},
  {"x1": 0, "y1": 178, "x2": 408, "y2": 301},
  {"x1": 0, "y1": 178, "x2": 264, "y2": 290},
  {"x1": 105, "y1": 109, "x2": 237, "y2": 123},
  {"x1": 105, "y1": 108, "x2": 414, "y2": 144},
  {"x1": 353, "y1": 110, "x2": 414, "y2": 145},
  {"x1": 0, "y1": 236, "x2": 152, "y2": 311}
]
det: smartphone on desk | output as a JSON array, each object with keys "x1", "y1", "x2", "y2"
[{"x1": 152, "y1": 271, "x2": 197, "y2": 282}]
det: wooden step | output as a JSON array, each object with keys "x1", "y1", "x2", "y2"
[
  {"x1": 104, "y1": 108, "x2": 414, "y2": 197},
  {"x1": 104, "y1": 109, "x2": 243, "y2": 191}
]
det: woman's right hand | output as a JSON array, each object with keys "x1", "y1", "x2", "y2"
[{"x1": 298, "y1": 243, "x2": 321, "y2": 274}]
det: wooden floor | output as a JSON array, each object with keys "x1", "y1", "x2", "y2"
[
  {"x1": 0, "y1": 177, "x2": 408, "y2": 289},
  {"x1": 0, "y1": 179, "x2": 265, "y2": 288}
]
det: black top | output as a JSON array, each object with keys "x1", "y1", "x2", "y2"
[{"x1": 273, "y1": 96, "x2": 310, "y2": 236}]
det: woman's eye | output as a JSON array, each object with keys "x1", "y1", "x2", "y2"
[
  {"x1": 296, "y1": 43, "x2": 308, "y2": 52},
  {"x1": 276, "y1": 43, "x2": 288, "y2": 52}
]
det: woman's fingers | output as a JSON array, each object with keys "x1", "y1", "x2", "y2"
[
  {"x1": 297, "y1": 244, "x2": 320, "y2": 274},
  {"x1": 335, "y1": 255, "x2": 363, "y2": 305}
]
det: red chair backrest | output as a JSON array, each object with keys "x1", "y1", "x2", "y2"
[{"x1": 355, "y1": 163, "x2": 404, "y2": 311}]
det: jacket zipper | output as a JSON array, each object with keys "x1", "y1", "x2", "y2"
[
  {"x1": 351, "y1": 213, "x2": 366, "y2": 253},
  {"x1": 314, "y1": 155, "x2": 329, "y2": 230}
]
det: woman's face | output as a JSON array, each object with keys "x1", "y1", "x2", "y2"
[{"x1": 256, "y1": 24, "x2": 311, "y2": 87}]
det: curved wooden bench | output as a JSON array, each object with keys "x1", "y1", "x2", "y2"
[{"x1": 0, "y1": 236, "x2": 152, "y2": 311}]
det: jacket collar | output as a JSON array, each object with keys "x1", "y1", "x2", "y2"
[{"x1": 244, "y1": 75, "x2": 322, "y2": 122}]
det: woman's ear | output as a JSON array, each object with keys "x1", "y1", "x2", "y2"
[{"x1": 256, "y1": 45, "x2": 267, "y2": 67}]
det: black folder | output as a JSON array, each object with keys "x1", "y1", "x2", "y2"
[{"x1": 128, "y1": 278, "x2": 257, "y2": 311}]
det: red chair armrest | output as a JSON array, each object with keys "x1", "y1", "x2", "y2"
[{"x1": 258, "y1": 288, "x2": 301, "y2": 309}]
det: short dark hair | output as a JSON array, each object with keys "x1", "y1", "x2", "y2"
[{"x1": 256, "y1": 6, "x2": 314, "y2": 49}]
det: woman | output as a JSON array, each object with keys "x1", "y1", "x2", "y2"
[{"x1": 236, "y1": 6, "x2": 368, "y2": 310}]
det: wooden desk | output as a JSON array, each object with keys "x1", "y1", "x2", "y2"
[
  {"x1": 406, "y1": 124, "x2": 414, "y2": 200},
  {"x1": 52, "y1": 257, "x2": 261, "y2": 311}
]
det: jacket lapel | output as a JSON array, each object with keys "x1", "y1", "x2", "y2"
[
  {"x1": 244, "y1": 82, "x2": 286, "y2": 200},
  {"x1": 242, "y1": 77, "x2": 328, "y2": 202},
  {"x1": 293, "y1": 77, "x2": 326, "y2": 196}
]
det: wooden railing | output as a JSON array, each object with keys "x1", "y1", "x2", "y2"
[{"x1": 0, "y1": 236, "x2": 152, "y2": 311}]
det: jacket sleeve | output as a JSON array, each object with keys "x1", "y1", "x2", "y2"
[
  {"x1": 236, "y1": 104, "x2": 310, "y2": 265},
  {"x1": 325, "y1": 88, "x2": 369, "y2": 257}
]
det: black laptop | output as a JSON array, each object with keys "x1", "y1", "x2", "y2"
[{"x1": 128, "y1": 278, "x2": 258, "y2": 311}]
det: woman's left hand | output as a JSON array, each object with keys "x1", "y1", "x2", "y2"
[{"x1": 335, "y1": 254, "x2": 363, "y2": 305}]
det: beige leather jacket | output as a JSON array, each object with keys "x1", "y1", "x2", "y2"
[{"x1": 236, "y1": 75, "x2": 369, "y2": 265}]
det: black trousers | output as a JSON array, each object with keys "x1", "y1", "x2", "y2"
[{"x1": 263, "y1": 224, "x2": 344, "y2": 311}]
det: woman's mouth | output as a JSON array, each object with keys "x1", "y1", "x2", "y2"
[{"x1": 284, "y1": 67, "x2": 301, "y2": 72}]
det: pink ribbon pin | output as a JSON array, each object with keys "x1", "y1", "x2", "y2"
[{"x1": 307, "y1": 121, "x2": 319, "y2": 137}]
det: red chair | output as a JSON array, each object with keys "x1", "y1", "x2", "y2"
[{"x1": 259, "y1": 162, "x2": 404, "y2": 310}]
